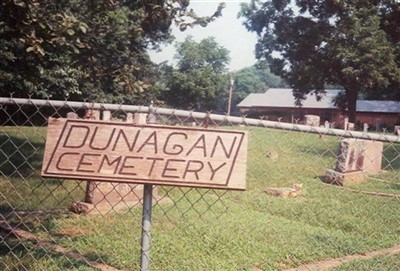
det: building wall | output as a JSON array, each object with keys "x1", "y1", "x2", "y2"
[
  {"x1": 356, "y1": 112, "x2": 400, "y2": 130},
  {"x1": 239, "y1": 106, "x2": 400, "y2": 130}
]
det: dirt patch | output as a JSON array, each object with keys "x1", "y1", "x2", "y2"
[
  {"x1": 0, "y1": 221, "x2": 127, "y2": 271},
  {"x1": 282, "y1": 244, "x2": 400, "y2": 271}
]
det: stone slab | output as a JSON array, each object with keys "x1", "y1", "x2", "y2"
[
  {"x1": 304, "y1": 115, "x2": 320, "y2": 127},
  {"x1": 88, "y1": 182, "x2": 144, "y2": 204},
  {"x1": 71, "y1": 190, "x2": 171, "y2": 215},
  {"x1": 395, "y1": 125, "x2": 400, "y2": 136},
  {"x1": 264, "y1": 187, "x2": 302, "y2": 197},
  {"x1": 324, "y1": 169, "x2": 366, "y2": 186},
  {"x1": 336, "y1": 139, "x2": 383, "y2": 174},
  {"x1": 362, "y1": 140, "x2": 383, "y2": 174}
]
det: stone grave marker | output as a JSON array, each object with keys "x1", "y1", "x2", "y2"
[
  {"x1": 344, "y1": 117, "x2": 349, "y2": 130},
  {"x1": 324, "y1": 138, "x2": 383, "y2": 186},
  {"x1": 394, "y1": 125, "x2": 400, "y2": 136},
  {"x1": 84, "y1": 108, "x2": 100, "y2": 120},
  {"x1": 304, "y1": 115, "x2": 320, "y2": 126},
  {"x1": 126, "y1": 113, "x2": 134, "y2": 123},
  {"x1": 66, "y1": 112, "x2": 78, "y2": 119}
]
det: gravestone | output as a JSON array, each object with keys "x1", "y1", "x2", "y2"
[
  {"x1": 70, "y1": 111, "x2": 165, "y2": 214},
  {"x1": 81, "y1": 181, "x2": 145, "y2": 214},
  {"x1": 66, "y1": 112, "x2": 78, "y2": 119},
  {"x1": 84, "y1": 108, "x2": 100, "y2": 120},
  {"x1": 363, "y1": 123, "x2": 369, "y2": 133},
  {"x1": 324, "y1": 139, "x2": 383, "y2": 185},
  {"x1": 264, "y1": 184, "x2": 303, "y2": 198},
  {"x1": 134, "y1": 113, "x2": 147, "y2": 124},
  {"x1": 126, "y1": 113, "x2": 134, "y2": 122},
  {"x1": 394, "y1": 125, "x2": 400, "y2": 136},
  {"x1": 344, "y1": 117, "x2": 349, "y2": 130},
  {"x1": 304, "y1": 115, "x2": 320, "y2": 127},
  {"x1": 102, "y1": 110, "x2": 112, "y2": 121}
]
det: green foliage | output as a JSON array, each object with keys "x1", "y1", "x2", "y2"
[
  {"x1": 232, "y1": 64, "x2": 286, "y2": 115},
  {"x1": 161, "y1": 36, "x2": 231, "y2": 112},
  {"x1": 240, "y1": 0, "x2": 400, "y2": 122},
  {"x1": 174, "y1": 2, "x2": 226, "y2": 31},
  {"x1": 0, "y1": 0, "x2": 225, "y2": 103}
]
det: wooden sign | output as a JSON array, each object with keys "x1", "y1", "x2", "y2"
[{"x1": 41, "y1": 118, "x2": 248, "y2": 190}]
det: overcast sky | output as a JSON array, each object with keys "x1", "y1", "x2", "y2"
[{"x1": 148, "y1": 1, "x2": 258, "y2": 72}]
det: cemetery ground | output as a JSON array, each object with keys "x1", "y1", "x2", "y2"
[{"x1": 1, "y1": 126, "x2": 400, "y2": 270}]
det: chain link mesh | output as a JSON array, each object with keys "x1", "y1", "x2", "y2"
[{"x1": 1, "y1": 97, "x2": 399, "y2": 271}]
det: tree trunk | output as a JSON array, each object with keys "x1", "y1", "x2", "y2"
[{"x1": 345, "y1": 88, "x2": 358, "y2": 123}]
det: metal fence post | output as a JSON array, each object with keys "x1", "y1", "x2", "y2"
[
  {"x1": 139, "y1": 101, "x2": 157, "y2": 270},
  {"x1": 140, "y1": 184, "x2": 153, "y2": 271}
]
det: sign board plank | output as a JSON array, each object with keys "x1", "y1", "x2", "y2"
[{"x1": 41, "y1": 118, "x2": 247, "y2": 190}]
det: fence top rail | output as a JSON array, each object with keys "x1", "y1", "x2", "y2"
[{"x1": 2, "y1": 97, "x2": 400, "y2": 143}]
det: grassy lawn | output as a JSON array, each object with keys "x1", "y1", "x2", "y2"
[{"x1": 1, "y1": 125, "x2": 400, "y2": 270}]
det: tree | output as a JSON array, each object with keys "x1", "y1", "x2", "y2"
[
  {"x1": 364, "y1": 2, "x2": 400, "y2": 101},
  {"x1": 231, "y1": 64, "x2": 286, "y2": 114},
  {"x1": 0, "y1": 0, "x2": 225, "y2": 103},
  {"x1": 161, "y1": 36, "x2": 230, "y2": 112},
  {"x1": 240, "y1": 0, "x2": 400, "y2": 122}
]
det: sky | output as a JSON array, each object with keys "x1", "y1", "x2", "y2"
[{"x1": 148, "y1": 1, "x2": 258, "y2": 72}]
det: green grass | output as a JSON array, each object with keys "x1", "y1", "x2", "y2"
[{"x1": 1, "y1": 125, "x2": 400, "y2": 270}]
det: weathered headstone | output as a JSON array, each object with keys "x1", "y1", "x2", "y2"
[
  {"x1": 264, "y1": 184, "x2": 303, "y2": 198},
  {"x1": 84, "y1": 108, "x2": 100, "y2": 120},
  {"x1": 102, "y1": 110, "x2": 112, "y2": 121},
  {"x1": 336, "y1": 140, "x2": 364, "y2": 173},
  {"x1": 363, "y1": 123, "x2": 369, "y2": 133},
  {"x1": 264, "y1": 187, "x2": 301, "y2": 197},
  {"x1": 79, "y1": 181, "x2": 146, "y2": 214},
  {"x1": 66, "y1": 112, "x2": 78, "y2": 119},
  {"x1": 304, "y1": 115, "x2": 320, "y2": 127},
  {"x1": 324, "y1": 169, "x2": 365, "y2": 186},
  {"x1": 394, "y1": 125, "x2": 400, "y2": 136},
  {"x1": 134, "y1": 113, "x2": 147, "y2": 124},
  {"x1": 324, "y1": 139, "x2": 383, "y2": 185},
  {"x1": 126, "y1": 113, "x2": 134, "y2": 123},
  {"x1": 362, "y1": 140, "x2": 384, "y2": 174}
]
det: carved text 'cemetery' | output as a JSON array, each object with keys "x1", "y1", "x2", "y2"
[{"x1": 42, "y1": 118, "x2": 247, "y2": 190}]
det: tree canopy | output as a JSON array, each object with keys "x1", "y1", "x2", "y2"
[
  {"x1": 231, "y1": 64, "x2": 286, "y2": 115},
  {"x1": 0, "y1": 0, "x2": 225, "y2": 103},
  {"x1": 240, "y1": 0, "x2": 400, "y2": 122},
  {"x1": 161, "y1": 36, "x2": 230, "y2": 112}
]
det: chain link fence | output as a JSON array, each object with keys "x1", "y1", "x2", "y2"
[{"x1": 1, "y1": 97, "x2": 399, "y2": 271}]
